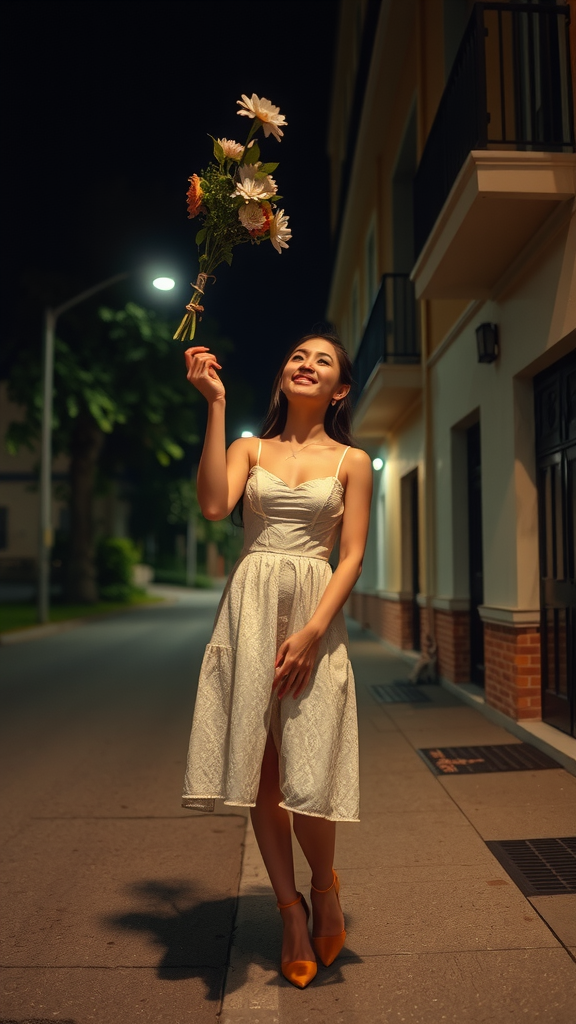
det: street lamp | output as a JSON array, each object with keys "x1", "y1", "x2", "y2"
[{"x1": 38, "y1": 269, "x2": 176, "y2": 623}]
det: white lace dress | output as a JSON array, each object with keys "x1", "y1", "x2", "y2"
[{"x1": 181, "y1": 442, "x2": 359, "y2": 821}]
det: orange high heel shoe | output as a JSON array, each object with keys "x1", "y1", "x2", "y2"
[
  {"x1": 311, "y1": 869, "x2": 346, "y2": 967},
  {"x1": 277, "y1": 892, "x2": 318, "y2": 989}
]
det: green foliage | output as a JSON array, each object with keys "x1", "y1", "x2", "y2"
[
  {"x1": 0, "y1": 593, "x2": 162, "y2": 634},
  {"x1": 243, "y1": 143, "x2": 260, "y2": 165},
  {"x1": 96, "y1": 536, "x2": 141, "y2": 601},
  {"x1": 257, "y1": 162, "x2": 278, "y2": 175},
  {"x1": 166, "y1": 478, "x2": 199, "y2": 525},
  {"x1": 5, "y1": 302, "x2": 199, "y2": 466},
  {"x1": 198, "y1": 164, "x2": 249, "y2": 272},
  {"x1": 211, "y1": 136, "x2": 225, "y2": 165}
]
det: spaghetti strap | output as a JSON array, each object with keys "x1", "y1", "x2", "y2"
[
  {"x1": 256, "y1": 439, "x2": 262, "y2": 467},
  {"x1": 335, "y1": 446, "x2": 350, "y2": 481}
]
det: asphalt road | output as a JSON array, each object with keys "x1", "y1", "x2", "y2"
[{"x1": 0, "y1": 589, "x2": 246, "y2": 1024}]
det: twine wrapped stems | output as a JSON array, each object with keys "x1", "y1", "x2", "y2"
[{"x1": 173, "y1": 273, "x2": 214, "y2": 342}]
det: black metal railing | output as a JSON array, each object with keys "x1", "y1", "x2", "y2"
[
  {"x1": 414, "y1": 2, "x2": 575, "y2": 256},
  {"x1": 352, "y1": 275, "x2": 420, "y2": 401}
]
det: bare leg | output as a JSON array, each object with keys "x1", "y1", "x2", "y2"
[
  {"x1": 250, "y1": 732, "x2": 315, "y2": 963},
  {"x1": 292, "y1": 813, "x2": 345, "y2": 938}
]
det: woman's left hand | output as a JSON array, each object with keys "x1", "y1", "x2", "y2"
[{"x1": 273, "y1": 627, "x2": 322, "y2": 700}]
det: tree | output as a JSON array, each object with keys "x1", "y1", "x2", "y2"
[{"x1": 6, "y1": 302, "x2": 200, "y2": 602}]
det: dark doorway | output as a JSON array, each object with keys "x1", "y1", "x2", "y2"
[
  {"x1": 467, "y1": 422, "x2": 485, "y2": 685},
  {"x1": 534, "y1": 350, "x2": 576, "y2": 737},
  {"x1": 402, "y1": 469, "x2": 420, "y2": 651}
]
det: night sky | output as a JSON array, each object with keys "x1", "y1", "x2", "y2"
[{"x1": 3, "y1": 0, "x2": 338, "y2": 431}]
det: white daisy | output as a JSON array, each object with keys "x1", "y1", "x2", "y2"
[
  {"x1": 236, "y1": 93, "x2": 287, "y2": 142},
  {"x1": 269, "y1": 209, "x2": 291, "y2": 253}
]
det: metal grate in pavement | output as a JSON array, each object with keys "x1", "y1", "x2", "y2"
[
  {"x1": 371, "y1": 682, "x2": 431, "y2": 704},
  {"x1": 486, "y1": 838, "x2": 576, "y2": 895},
  {"x1": 417, "y1": 743, "x2": 560, "y2": 775}
]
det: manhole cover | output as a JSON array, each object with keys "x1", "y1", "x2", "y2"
[
  {"x1": 371, "y1": 682, "x2": 431, "y2": 704},
  {"x1": 486, "y1": 838, "x2": 576, "y2": 895},
  {"x1": 417, "y1": 743, "x2": 559, "y2": 775}
]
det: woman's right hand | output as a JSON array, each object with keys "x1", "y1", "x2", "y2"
[{"x1": 184, "y1": 346, "x2": 225, "y2": 403}]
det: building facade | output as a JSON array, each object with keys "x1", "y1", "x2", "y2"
[{"x1": 327, "y1": 0, "x2": 576, "y2": 737}]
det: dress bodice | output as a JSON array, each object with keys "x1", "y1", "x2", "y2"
[{"x1": 242, "y1": 462, "x2": 346, "y2": 562}]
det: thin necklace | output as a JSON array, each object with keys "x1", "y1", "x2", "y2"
[{"x1": 283, "y1": 439, "x2": 331, "y2": 461}]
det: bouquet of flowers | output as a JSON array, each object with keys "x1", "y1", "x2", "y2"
[{"x1": 174, "y1": 93, "x2": 292, "y2": 342}]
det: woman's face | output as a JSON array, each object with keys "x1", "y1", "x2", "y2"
[{"x1": 280, "y1": 339, "x2": 349, "y2": 406}]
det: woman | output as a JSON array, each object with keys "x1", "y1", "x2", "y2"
[{"x1": 181, "y1": 332, "x2": 372, "y2": 988}]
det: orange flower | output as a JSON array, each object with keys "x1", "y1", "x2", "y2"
[{"x1": 186, "y1": 174, "x2": 204, "y2": 219}]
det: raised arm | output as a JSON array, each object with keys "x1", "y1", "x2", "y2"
[{"x1": 185, "y1": 346, "x2": 253, "y2": 520}]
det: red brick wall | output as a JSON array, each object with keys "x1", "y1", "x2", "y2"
[
  {"x1": 348, "y1": 594, "x2": 543, "y2": 722},
  {"x1": 484, "y1": 622, "x2": 541, "y2": 720},
  {"x1": 434, "y1": 610, "x2": 470, "y2": 683}
]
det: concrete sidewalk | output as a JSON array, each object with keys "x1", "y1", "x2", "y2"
[{"x1": 221, "y1": 622, "x2": 576, "y2": 1024}]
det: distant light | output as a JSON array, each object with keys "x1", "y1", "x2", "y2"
[
  {"x1": 372, "y1": 457, "x2": 384, "y2": 471},
  {"x1": 152, "y1": 277, "x2": 175, "y2": 291},
  {"x1": 241, "y1": 430, "x2": 254, "y2": 438}
]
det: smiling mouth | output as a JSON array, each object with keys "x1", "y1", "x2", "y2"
[{"x1": 292, "y1": 375, "x2": 316, "y2": 384}]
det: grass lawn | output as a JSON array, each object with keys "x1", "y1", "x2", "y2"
[{"x1": 0, "y1": 591, "x2": 163, "y2": 634}]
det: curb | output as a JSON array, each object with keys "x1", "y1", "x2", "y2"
[{"x1": 0, "y1": 598, "x2": 172, "y2": 646}]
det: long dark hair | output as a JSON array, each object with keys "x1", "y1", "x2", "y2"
[
  {"x1": 231, "y1": 332, "x2": 357, "y2": 526},
  {"x1": 259, "y1": 332, "x2": 357, "y2": 446}
]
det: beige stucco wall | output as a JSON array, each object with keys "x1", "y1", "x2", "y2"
[
  {"x1": 357, "y1": 402, "x2": 424, "y2": 594},
  {"x1": 432, "y1": 210, "x2": 576, "y2": 611}
]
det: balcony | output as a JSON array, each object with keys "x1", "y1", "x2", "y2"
[
  {"x1": 412, "y1": 2, "x2": 575, "y2": 300},
  {"x1": 352, "y1": 275, "x2": 422, "y2": 437}
]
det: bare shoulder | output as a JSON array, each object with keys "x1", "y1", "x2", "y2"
[
  {"x1": 227, "y1": 436, "x2": 260, "y2": 467},
  {"x1": 345, "y1": 447, "x2": 372, "y2": 474}
]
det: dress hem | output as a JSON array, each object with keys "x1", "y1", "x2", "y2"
[
  {"x1": 278, "y1": 800, "x2": 359, "y2": 823},
  {"x1": 181, "y1": 794, "x2": 359, "y2": 823}
]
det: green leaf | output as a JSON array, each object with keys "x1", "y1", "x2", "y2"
[
  {"x1": 66, "y1": 395, "x2": 79, "y2": 418},
  {"x1": 258, "y1": 162, "x2": 279, "y2": 174},
  {"x1": 195, "y1": 227, "x2": 207, "y2": 245},
  {"x1": 243, "y1": 143, "x2": 260, "y2": 165},
  {"x1": 210, "y1": 136, "x2": 225, "y2": 164}
]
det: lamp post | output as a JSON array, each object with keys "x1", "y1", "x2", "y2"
[{"x1": 37, "y1": 271, "x2": 175, "y2": 623}]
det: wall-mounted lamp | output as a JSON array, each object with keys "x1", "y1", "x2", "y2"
[{"x1": 476, "y1": 323, "x2": 499, "y2": 364}]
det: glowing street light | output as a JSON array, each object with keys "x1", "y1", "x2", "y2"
[
  {"x1": 152, "y1": 277, "x2": 175, "y2": 291},
  {"x1": 372, "y1": 457, "x2": 384, "y2": 471},
  {"x1": 241, "y1": 430, "x2": 254, "y2": 438}
]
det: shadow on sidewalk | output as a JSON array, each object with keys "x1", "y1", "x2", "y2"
[{"x1": 106, "y1": 880, "x2": 361, "y2": 997}]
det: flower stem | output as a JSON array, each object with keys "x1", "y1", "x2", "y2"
[{"x1": 239, "y1": 120, "x2": 259, "y2": 164}]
